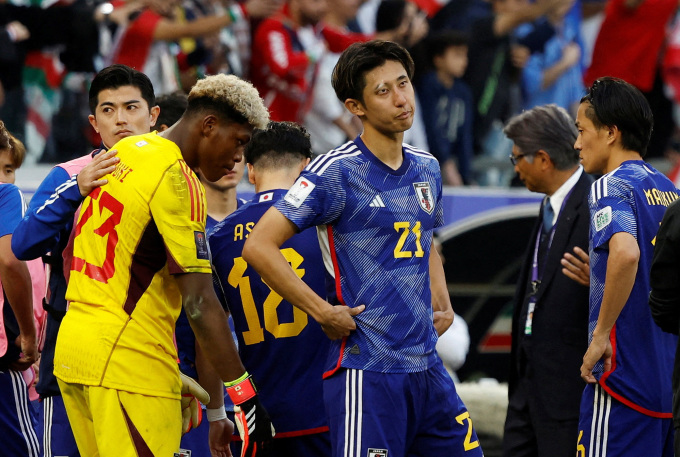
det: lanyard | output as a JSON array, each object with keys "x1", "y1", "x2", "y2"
[{"x1": 529, "y1": 190, "x2": 573, "y2": 296}]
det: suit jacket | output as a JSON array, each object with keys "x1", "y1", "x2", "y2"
[{"x1": 509, "y1": 171, "x2": 593, "y2": 421}]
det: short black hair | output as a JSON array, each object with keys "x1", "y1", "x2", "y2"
[
  {"x1": 156, "y1": 92, "x2": 188, "y2": 128},
  {"x1": 88, "y1": 64, "x2": 155, "y2": 114},
  {"x1": 245, "y1": 121, "x2": 312, "y2": 170},
  {"x1": 332, "y1": 40, "x2": 415, "y2": 103},
  {"x1": 426, "y1": 31, "x2": 468, "y2": 65},
  {"x1": 580, "y1": 76, "x2": 653, "y2": 157}
]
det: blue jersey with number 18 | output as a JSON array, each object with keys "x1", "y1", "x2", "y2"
[
  {"x1": 275, "y1": 137, "x2": 444, "y2": 377},
  {"x1": 209, "y1": 189, "x2": 329, "y2": 436},
  {"x1": 589, "y1": 160, "x2": 679, "y2": 417}
]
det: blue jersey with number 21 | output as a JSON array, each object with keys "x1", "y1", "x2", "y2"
[{"x1": 275, "y1": 136, "x2": 444, "y2": 377}]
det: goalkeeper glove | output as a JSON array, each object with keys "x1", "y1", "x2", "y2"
[
  {"x1": 225, "y1": 372, "x2": 275, "y2": 457},
  {"x1": 180, "y1": 372, "x2": 210, "y2": 434}
]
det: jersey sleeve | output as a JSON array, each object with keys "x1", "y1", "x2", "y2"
[
  {"x1": 11, "y1": 166, "x2": 82, "y2": 260},
  {"x1": 590, "y1": 175, "x2": 636, "y2": 249},
  {"x1": 149, "y1": 161, "x2": 212, "y2": 275},
  {"x1": 435, "y1": 168, "x2": 444, "y2": 229},
  {"x1": 0, "y1": 184, "x2": 24, "y2": 238},
  {"x1": 274, "y1": 165, "x2": 346, "y2": 231}
]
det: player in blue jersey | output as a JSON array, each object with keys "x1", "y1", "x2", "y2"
[
  {"x1": 0, "y1": 121, "x2": 40, "y2": 457},
  {"x1": 10, "y1": 65, "x2": 160, "y2": 457},
  {"x1": 242, "y1": 40, "x2": 483, "y2": 457},
  {"x1": 575, "y1": 76, "x2": 678, "y2": 457},
  {"x1": 209, "y1": 121, "x2": 331, "y2": 457}
]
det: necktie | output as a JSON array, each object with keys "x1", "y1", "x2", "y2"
[{"x1": 542, "y1": 198, "x2": 554, "y2": 233}]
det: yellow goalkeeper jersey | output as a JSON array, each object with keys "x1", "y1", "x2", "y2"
[{"x1": 54, "y1": 132, "x2": 211, "y2": 399}]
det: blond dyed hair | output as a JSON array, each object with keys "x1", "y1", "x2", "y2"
[{"x1": 188, "y1": 74, "x2": 269, "y2": 130}]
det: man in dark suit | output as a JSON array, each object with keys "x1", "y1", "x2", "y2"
[{"x1": 502, "y1": 104, "x2": 592, "y2": 457}]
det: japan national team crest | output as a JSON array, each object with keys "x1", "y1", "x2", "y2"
[
  {"x1": 413, "y1": 182, "x2": 434, "y2": 214},
  {"x1": 368, "y1": 449, "x2": 388, "y2": 457}
]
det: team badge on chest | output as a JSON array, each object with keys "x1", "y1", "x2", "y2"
[{"x1": 413, "y1": 182, "x2": 434, "y2": 214}]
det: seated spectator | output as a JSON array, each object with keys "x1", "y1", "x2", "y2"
[{"x1": 418, "y1": 31, "x2": 474, "y2": 185}]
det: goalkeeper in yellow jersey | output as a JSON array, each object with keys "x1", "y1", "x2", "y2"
[{"x1": 54, "y1": 74, "x2": 273, "y2": 457}]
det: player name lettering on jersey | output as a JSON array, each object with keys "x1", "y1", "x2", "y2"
[
  {"x1": 111, "y1": 161, "x2": 134, "y2": 183},
  {"x1": 642, "y1": 188, "x2": 679, "y2": 207},
  {"x1": 234, "y1": 221, "x2": 255, "y2": 241}
]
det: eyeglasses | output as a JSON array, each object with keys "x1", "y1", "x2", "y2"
[{"x1": 509, "y1": 153, "x2": 529, "y2": 166}]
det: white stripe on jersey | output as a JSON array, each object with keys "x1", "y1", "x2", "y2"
[
  {"x1": 317, "y1": 151, "x2": 363, "y2": 176},
  {"x1": 36, "y1": 176, "x2": 79, "y2": 215},
  {"x1": 403, "y1": 144, "x2": 435, "y2": 160},
  {"x1": 11, "y1": 371, "x2": 39, "y2": 457},
  {"x1": 308, "y1": 141, "x2": 357, "y2": 173}
]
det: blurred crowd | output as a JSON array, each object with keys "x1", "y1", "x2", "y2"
[{"x1": 3, "y1": 0, "x2": 680, "y2": 186}]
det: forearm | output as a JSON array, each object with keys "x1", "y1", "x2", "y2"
[
  {"x1": 243, "y1": 237, "x2": 332, "y2": 323},
  {"x1": 0, "y1": 237, "x2": 35, "y2": 338},
  {"x1": 541, "y1": 58, "x2": 572, "y2": 90},
  {"x1": 12, "y1": 172, "x2": 82, "y2": 260},
  {"x1": 594, "y1": 235, "x2": 639, "y2": 337},
  {"x1": 430, "y1": 241, "x2": 453, "y2": 335},
  {"x1": 493, "y1": 2, "x2": 551, "y2": 36},
  {"x1": 183, "y1": 291, "x2": 246, "y2": 383},
  {"x1": 195, "y1": 341, "x2": 226, "y2": 410}
]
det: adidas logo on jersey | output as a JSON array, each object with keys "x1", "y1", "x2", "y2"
[{"x1": 369, "y1": 195, "x2": 385, "y2": 208}]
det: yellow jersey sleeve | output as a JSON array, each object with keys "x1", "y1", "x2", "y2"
[{"x1": 151, "y1": 160, "x2": 212, "y2": 274}]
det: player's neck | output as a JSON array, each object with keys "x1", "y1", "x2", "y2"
[
  {"x1": 205, "y1": 186, "x2": 238, "y2": 222},
  {"x1": 160, "y1": 119, "x2": 195, "y2": 167},
  {"x1": 360, "y1": 128, "x2": 404, "y2": 170},
  {"x1": 605, "y1": 148, "x2": 643, "y2": 174},
  {"x1": 254, "y1": 170, "x2": 300, "y2": 194}
]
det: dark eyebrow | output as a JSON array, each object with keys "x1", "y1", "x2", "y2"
[
  {"x1": 373, "y1": 74, "x2": 409, "y2": 91},
  {"x1": 99, "y1": 99, "x2": 142, "y2": 108}
]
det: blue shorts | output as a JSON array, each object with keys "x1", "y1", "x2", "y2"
[
  {"x1": 40, "y1": 395, "x2": 79, "y2": 457},
  {"x1": 0, "y1": 369, "x2": 40, "y2": 457},
  {"x1": 578, "y1": 384, "x2": 673, "y2": 457},
  {"x1": 323, "y1": 361, "x2": 483, "y2": 457}
]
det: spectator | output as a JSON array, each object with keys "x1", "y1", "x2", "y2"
[
  {"x1": 521, "y1": 0, "x2": 584, "y2": 112},
  {"x1": 251, "y1": 0, "x2": 403, "y2": 123},
  {"x1": 418, "y1": 31, "x2": 474, "y2": 185},
  {"x1": 303, "y1": 0, "x2": 363, "y2": 155},
  {"x1": 584, "y1": 0, "x2": 677, "y2": 158},
  {"x1": 107, "y1": 0, "x2": 281, "y2": 95},
  {"x1": 464, "y1": 0, "x2": 567, "y2": 185}
]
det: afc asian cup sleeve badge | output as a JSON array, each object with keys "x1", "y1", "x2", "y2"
[
  {"x1": 285, "y1": 176, "x2": 316, "y2": 208},
  {"x1": 413, "y1": 182, "x2": 434, "y2": 214}
]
